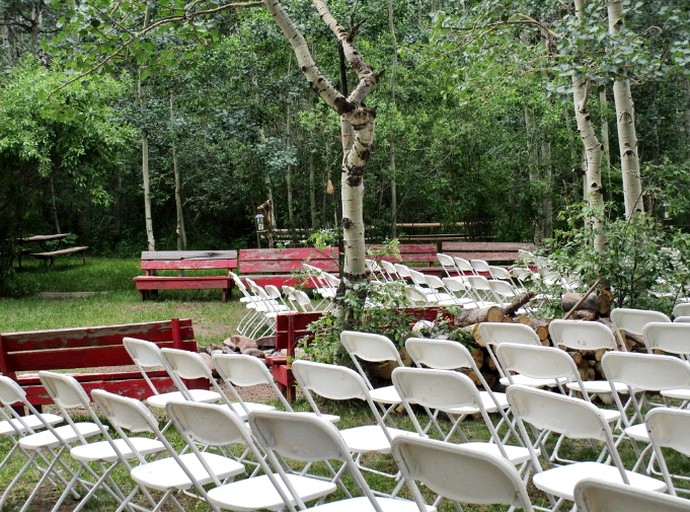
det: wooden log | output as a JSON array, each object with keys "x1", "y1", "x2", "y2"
[
  {"x1": 456, "y1": 306, "x2": 505, "y2": 327},
  {"x1": 562, "y1": 292, "x2": 599, "y2": 315},
  {"x1": 503, "y1": 291, "x2": 537, "y2": 317},
  {"x1": 471, "y1": 347, "x2": 484, "y2": 370},
  {"x1": 568, "y1": 309, "x2": 598, "y2": 321}
]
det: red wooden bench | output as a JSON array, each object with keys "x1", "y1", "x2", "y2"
[
  {"x1": 134, "y1": 250, "x2": 238, "y2": 301},
  {"x1": 367, "y1": 243, "x2": 441, "y2": 275},
  {"x1": 237, "y1": 247, "x2": 340, "y2": 288},
  {"x1": 0, "y1": 318, "x2": 208, "y2": 407},
  {"x1": 441, "y1": 241, "x2": 536, "y2": 265}
]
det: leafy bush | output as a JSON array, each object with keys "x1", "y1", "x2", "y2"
[{"x1": 542, "y1": 206, "x2": 690, "y2": 312}]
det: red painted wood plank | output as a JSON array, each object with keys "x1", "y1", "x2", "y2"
[
  {"x1": 133, "y1": 277, "x2": 232, "y2": 290},
  {"x1": 239, "y1": 248, "x2": 339, "y2": 262},
  {"x1": 140, "y1": 259, "x2": 237, "y2": 271},
  {"x1": 442, "y1": 241, "x2": 535, "y2": 252},
  {"x1": 442, "y1": 251, "x2": 527, "y2": 262}
]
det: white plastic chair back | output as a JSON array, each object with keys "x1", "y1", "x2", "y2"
[
  {"x1": 340, "y1": 330, "x2": 403, "y2": 365},
  {"x1": 380, "y1": 260, "x2": 399, "y2": 280},
  {"x1": 394, "y1": 263, "x2": 411, "y2": 280},
  {"x1": 453, "y1": 256, "x2": 476, "y2": 274},
  {"x1": 610, "y1": 307, "x2": 671, "y2": 349},
  {"x1": 674, "y1": 316, "x2": 690, "y2": 324},
  {"x1": 470, "y1": 259, "x2": 492, "y2": 274},
  {"x1": 392, "y1": 367, "x2": 480, "y2": 413},
  {"x1": 672, "y1": 303, "x2": 690, "y2": 319},
  {"x1": 436, "y1": 253, "x2": 459, "y2": 277},
  {"x1": 489, "y1": 265, "x2": 512, "y2": 280},
  {"x1": 291, "y1": 360, "x2": 368, "y2": 402},
  {"x1": 477, "y1": 322, "x2": 541, "y2": 347},
  {"x1": 496, "y1": 343, "x2": 578, "y2": 383},
  {"x1": 549, "y1": 319, "x2": 618, "y2": 351},
  {"x1": 92, "y1": 389, "x2": 160, "y2": 435},
  {"x1": 123, "y1": 336, "x2": 165, "y2": 369},
  {"x1": 575, "y1": 479, "x2": 690, "y2": 512},
  {"x1": 488, "y1": 279, "x2": 517, "y2": 304},
  {"x1": 392, "y1": 436, "x2": 534, "y2": 511},
  {"x1": 405, "y1": 337, "x2": 473, "y2": 370},
  {"x1": 602, "y1": 351, "x2": 690, "y2": 392},
  {"x1": 646, "y1": 408, "x2": 690, "y2": 496},
  {"x1": 642, "y1": 322, "x2": 690, "y2": 358}
]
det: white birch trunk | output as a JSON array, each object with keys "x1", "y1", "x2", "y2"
[
  {"x1": 265, "y1": 0, "x2": 377, "y2": 284},
  {"x1": 170, "y1": 94, "x2": 187, "y2": 250},
  {"x1": 608, "y1": 0, "x2": 644, "y2": 218}
]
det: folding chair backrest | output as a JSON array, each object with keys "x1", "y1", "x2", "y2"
[
  {"x1": 477, "y1": 322, "x2": 541, "y2": 347},
  {"x1": 291, "y1": 360, "x2": 368, "y2": 402},
  {"x1": 92, "y1": 389, "x2": 159, "y2": 435},
  {"x1": 392, "y1": 436, "x2": 534, "y2": 511},
  {"x1": 160, "y1": 347, "x2": 212, "y2": 381},
  {"x1": 0, "y1": 375, "x2": 29, "y2": 408},
  {"x1": 646, "y1": 407, "x2": 690, "y2": 458},
  {"x1": 601, "y1": 352, "x2": 690, "y2": 392},
  {"x1": 574, "y1": 478, "x2": 690, "y2": 512},
  {"x1": 436, "y1": 253, "x2": 458, "y2": 276},
  {"x1": 38, "y1": 371, "x2": 92, "y2": 410},
  {"x1": 392, "y1": 367, "x2": 480, "y2": 412},
  {"x1": 405, "y1": 337, "x2": 473, "y2": 371},
  {"x1": 642, "y1": 322, "x2": 690, "y2": 357},
  {"x1": 123, "y1": 336, "x2": 165, "y2": 369},
  {"x1": 672, "y1": 303, "x2": 690, "y2": 319},
  {"x1": 489, "y1": 266, "x2": 512, "y2": 280},
  {"x1": 340, "y1": 330, "x2": 402, "y2": 365},
  {"x1": 496, "y1": 343, "x2": 579, "y2": 382},
  {"x1": 506, "y1": 384, "x2": 610, "y2": 441},
  {"x1": 611, "y1": 307, "x2": 671, "y2": 337},
  {"x1": 549, "y1": 319, "x2": 618, "y2": 351},
  {"x1": 166, "y1": 400, "x2": 249, "y2": 448},
  {"x1": 453, "y1": 257, "x2": 475, "y2": 274},
  {"x1": 470, "y1": 259, "x2": 491, "y2": 274}
]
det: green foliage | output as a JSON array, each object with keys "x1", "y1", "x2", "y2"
[{"x1": 542, "y1": 206, "x2": 690, "y2": 312}]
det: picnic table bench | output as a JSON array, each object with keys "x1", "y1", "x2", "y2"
[
  {"x1": 0, "y1": 318, "x2": 208, "y2": 408},
  {"x1": 134, "y1": 250, "x2": 238, "y2": 301},
  {"x1": 441, "y1": 241, "x2": 536, "y2": 265},
  {"x1": 237, "y1": 247, "x2": 340, "y2": 288},
  {"x1": 368, "y1": 243, "x2": 441, "y2": 275},
  {"x1": 17, "y1": 233, "x2": 89, "y2": 267}
]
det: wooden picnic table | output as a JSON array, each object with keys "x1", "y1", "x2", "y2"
[{"x1": 17, "y1": 233, "x2": 89, "y2": 267}]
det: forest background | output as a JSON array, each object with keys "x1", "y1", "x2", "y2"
[{"x1": 0, "y1": 0, "x2": 689, "y2": 297}]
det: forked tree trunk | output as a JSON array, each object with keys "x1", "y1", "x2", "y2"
[
  {"x1": 266, "y1": 0, "x2": 377, "y2": 288},
  {"x1": 608, "y1": 0, "x2": 644, "y2": 218}
]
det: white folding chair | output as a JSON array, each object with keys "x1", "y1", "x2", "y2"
[
  {"x1": 470, "y1": 258, "x2": 492, "y2": 275},
  {"x1": 464, "y1": 274, "x2": 498, "y2": 307},
  {"x1": 0, "y1": 376, "x2": 66, "y2": 511},
  {"x1": 160, "y1": 348, "x2": 274, "y2": 421},
  {"x1": 423, "y1": 274, "x2": 470, "y2": 305},
  {"x1": 575, "y1": 478, "x2": 690, "y2": 512},
  {"x1": 249, "y1": 410, "x2": 432, "y2": 512},
  {"x1": 166, "y1": 400, "x2": 338, "y2": 512},
  {"x1": 291, "y1": 360, "x2": 417, "y2": 485},
  {"x1": 477, "y1": 322, "x2": 556, "y2": 388},
  {"x1": 391, "y1": 367, "x2": 530, "y2": 473},
  {"x1": 211, "y1": 353, "x2": 339, "y2": 423},
  {"x1": 506, "y1": 384, "x2": 666, "y2": 511},
  {"x1": 339, "y1": 330, "x2": 403, "y2": 422},
  {"x1": 610, "y1": 307, "x2": 671, "y2": 351},
  {"x1": 379, "y1": 259, "x2": 400, "y2": 282},
  {"x1": 123, "y1": 337, "x2": 221, "y2": 430},
  {"x1": 646, "y1": 407, "x2": 690, "y2": 497},
  {"x1": 643, "y1": 322, "x2": 690, "y2": 362},
  {"x1": 230, "y1": 271, "x2": 271, "y2": 337},
  {"x1": 548, "y1": 319, "x2": 628, "y2": 397},
  {"x1": 92, "y1": 389, "x2": 245, "y2": 512},
  {"x1": 404, "y1": 337, "x2": 519, "y2": 444},
  {"x1": 38, "y1": 371, "x2": 165, "y2": 512},
  {"x1": 393, "y1": 435, "x2": 534, "y2": 511},
  {"x1": 453, "y1": 256, "x2": 477, "y2": 276}
]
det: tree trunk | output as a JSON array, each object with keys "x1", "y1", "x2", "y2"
[
  {"x1": 387, "y1": 0, "x2": 398, "y2": 239},
  {"x1": 608, "y1": 0, "x2": 644, "y2": 218},
  {"x1": 139, "y1": 9, "x2": 155, "y2": 252},
  {"x1": 170, "y1": 93, "x2": 186, "y2": 250},
  {"x1": 599, "y1": 86, "x2": 611, "y2": 171}
]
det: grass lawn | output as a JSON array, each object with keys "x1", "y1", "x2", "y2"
[{"x1": 0, "y1": 257, "x2": 685, "y2": 510}]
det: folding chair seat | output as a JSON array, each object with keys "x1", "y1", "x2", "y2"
[
  {"x1": 160, "y1": 347, "x2": 274, "y2": 421},
  {"x1": 477, "y1": 322, "x2": 557, "y2": 388},
  {"x1": 0, "y1": 376, "x2": 64, "y2": 511},
  {"x1": 166, "y1": 401, "x2": 338, "y2": 512},
  {"x1": 123, "y1": 336, "x2": 221, "y2": 413},
  {"x1": 91, "y1": 389, "x2": 245, "y2": 512},
  {"x1": 291, "y1": 360, "x2": 418, "y2": 485},
  {"x1": 610, "y1": 307, "x2": 671, "y2": 351},
  {"x1": 339, "y1": 330, "x2": 403, "y2": 421},
  {"x1": 643, "y1": 322, "x2": 690, "y2": 363},
  {"x1": 38, "y1": 371, "x2": 166, "y2": 512},
  {"x1": 506, "y1": 384, "x2": 666, "y2": 511},
  {"x1": 0, "y1": 375, "x2": 103, "y2": 512},
  {"x1": 249, "y1": 410, "x2": 432, "y2": 511},
  {"x1": 575, "y1": 478, "x2": 690, "y2": 512},
  {"x1": 393, "y1": 435, "x2": 534, "y2": 511},
  {"x1": 211, "y1": 353, "x2": 340, "y2": 423},
  {"x1": 548, "y1": 319, "x2": 628, "y2": 396},
  {"x1": 646, "y1": 407, "x2": 690, "y2": 497},
  {"x1": 391, "y1": 367, "x2": 530, "y2": 470}
]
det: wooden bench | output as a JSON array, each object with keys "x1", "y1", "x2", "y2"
[
  {"x1": 134, "y1": 250, "x2": 238, "y2": 301},
  {"x1": 31, "y1": 246, "x2": 89, "y2": 266},
  {"x1": 441, "y1": 241, "x2": 536, "y2": 265},
  {"x1": 367, "y1": 243, "x2": 441, "y2": 275},
  {"x1": 0, "y1": 318, "x2": 208, "y2": 407},
  {"x1": 237, "y1": 247, "x2": 340, "y2": 288}
]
